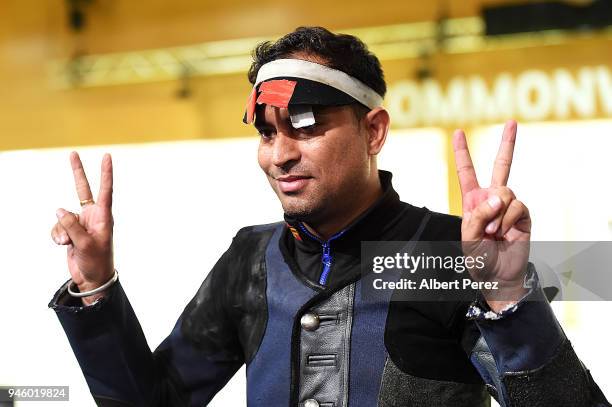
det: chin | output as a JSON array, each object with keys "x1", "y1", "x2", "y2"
[{"x1": 280, "y1": 197, "x2": 324, "y2": 221}]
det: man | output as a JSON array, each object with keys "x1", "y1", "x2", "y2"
[{"x1": 49, "y1": 27, "x2": 609, "y2": 406}]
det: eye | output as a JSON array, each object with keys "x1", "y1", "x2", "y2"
[{"x1": 257, "y1": 128, "x2": 275, "y2": 140}]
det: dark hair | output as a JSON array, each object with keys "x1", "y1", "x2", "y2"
[{"x1": 248, "y1": 26, "x2": 386, "y2": 98}]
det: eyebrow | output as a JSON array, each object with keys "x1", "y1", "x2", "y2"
[{"x1": 254, "y1": 115, "x2": 294, "y2": 131}]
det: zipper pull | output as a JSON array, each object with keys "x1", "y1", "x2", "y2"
[
  {"x1": 319, "y1": 242, "x2": 333, "y2": 285},
  {"x1": 322, "y1": 243, "x2": 331, "y2": 266}
]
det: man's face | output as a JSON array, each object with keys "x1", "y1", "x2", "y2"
[{"x1": 256, "y1": 104, "x2": 371, "y2": 223}]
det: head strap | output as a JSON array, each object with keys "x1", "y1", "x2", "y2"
[{"x1": 254, "y1": 59, "x2": 383, "y2": 109}]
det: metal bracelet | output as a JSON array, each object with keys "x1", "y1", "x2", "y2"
[{"x1": 67, "y1": 270, "x2": 118, "y2": 298}]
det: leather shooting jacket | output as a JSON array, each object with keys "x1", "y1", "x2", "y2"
[{"x1": 50, "y1": 170, "x2": 610, "y2": 407}]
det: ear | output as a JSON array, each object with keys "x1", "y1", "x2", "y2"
[{"x1": 364, "y1": 107, "x2": 390, "y2": 155}]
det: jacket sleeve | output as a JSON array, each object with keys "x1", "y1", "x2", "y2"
[
  {"x1": 49, "y1": 243, "x2": 244, "y2": 407},
  {"x1": 466, "y1": 267, "x2": 610, "y2": 407}
]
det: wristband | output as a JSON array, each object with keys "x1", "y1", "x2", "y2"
[{"x1": 67, "y1": 270, "x2": 118, "y2": 298}]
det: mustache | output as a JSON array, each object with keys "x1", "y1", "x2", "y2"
[{"x1": 268, "y1": 165, "x2": 311, "y2": 180}]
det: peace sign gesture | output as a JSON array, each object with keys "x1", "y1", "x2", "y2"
[
  {"x1": 452, "y1": 120, "x2": 531, "y2": 311},
  {"x1": 50, "y1": 152, "x2": 115, "y2": 305}
]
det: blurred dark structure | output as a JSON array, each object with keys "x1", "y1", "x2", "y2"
[
  {"x1": 66, "y1": 0, "x2": 94, "y2": 32},
  {"x1": 484, "y1": 0, "x2": 612, "y2": 35}
]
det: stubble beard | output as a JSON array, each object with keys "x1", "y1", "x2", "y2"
[
  {"x1": 279, "y1": 190, "x2": 330, "y2": 222},
  {"x1": 269, "y1": 168, "x2": 366, "y2": 224},
  {"x1": 274, "y1": 175, "x2": 339, "y2": 223}
]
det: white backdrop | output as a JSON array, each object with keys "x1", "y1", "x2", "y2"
[
  {"x1": 0, "y1": 129, "x2": 449, "y2": 406},
  {"x1": 0, "y1": 122, "x2": 610, "y2": 405}
]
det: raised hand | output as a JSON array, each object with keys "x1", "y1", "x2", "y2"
[
  {"x1": 50, "y1": 152, "x2": 115, "y2": 305},
  {"x1": 452, "y1": 120, "x2": 531, "y2": 311}
]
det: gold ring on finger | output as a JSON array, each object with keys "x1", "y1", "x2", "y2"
[{"x1": 80, "y1": 199, "x2": 95, "y2": 207}]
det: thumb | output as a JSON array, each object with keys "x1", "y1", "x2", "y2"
[
  {"x1": 463, "y1": 195, "x2": 503, "y2": 240},
  {"x1": 56, "y1": 208, "x2": 90, "y2": 246}
]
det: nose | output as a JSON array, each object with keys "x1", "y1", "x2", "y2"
[{"x1": 271, "y1": 131, "x2": 300, "y2": 168}]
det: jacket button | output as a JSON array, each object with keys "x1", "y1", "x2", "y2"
[
  {"x1": 300, "y1": 313, "x2": 320, "y2": 331},
  {"x1": 303, "y1": 399, "x2": 320, "y2": 407}
]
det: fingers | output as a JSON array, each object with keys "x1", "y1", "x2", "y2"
[
  {"x1": 70, "y1": 152, "x2": 94, "y2": 204},
  {"x1": 491, "y1": 120, "x2": 517, "y2": 187},
  {"x1": 463, "y1": 187, "x2": 530, "y2": 241},
  {"x1": 97, "y1": 153, "x2": 113, "y2": 209},
  {"x1": 452, "y1": 129, "x2": 479, "y2": 198},
  {"x1": 51, "y1": 221, "x2": 72, "y2": 245},
  {"x1": 462, "y1": 194, "x2": 504, "y2": 241},
  {"x1": 483, "y1": 187, "x2": 515, "y2": 236},
  {"x1": 56, "y1": 208, "x2": 90, "y2": 246},
  {"x1": 499, "y1": 199, "x2": 531, "y2": 238}
]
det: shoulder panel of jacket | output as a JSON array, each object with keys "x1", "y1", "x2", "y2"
[{"x1": 181, "y1": 222, "x2": 280, "y2": 364}]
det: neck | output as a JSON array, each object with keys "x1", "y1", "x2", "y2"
[{"x1": 302, "y1": 173, "x2": 383, "y2": 241}]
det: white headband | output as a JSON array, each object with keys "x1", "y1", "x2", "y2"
[{"x1": 254, "y1": 59, "x2": 384, "y2": 109}]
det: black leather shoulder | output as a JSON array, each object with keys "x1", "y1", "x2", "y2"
[
  {"x1": 230, "y1": 223, "x2": 280, "y2": 363},
  {"x1": 181, "y1": 223, "x2": 280, "y2": 364}
]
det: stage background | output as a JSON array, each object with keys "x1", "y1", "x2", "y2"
[{"x1": 1, "y1": 0, "x2": 611, "y2": 405}]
